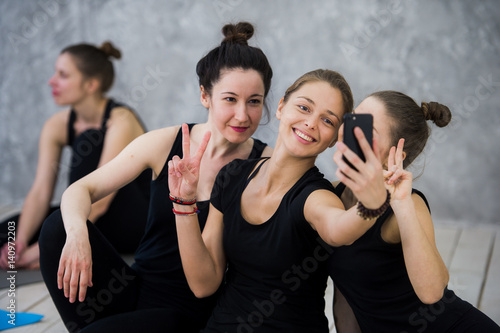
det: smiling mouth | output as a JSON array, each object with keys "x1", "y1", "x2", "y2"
[
  {"x1": 294, "y1": 128, "x2": 315, "y2": 142},
  {"x1": 230, "y1": 126, "x2": 248, "y2": 133}
]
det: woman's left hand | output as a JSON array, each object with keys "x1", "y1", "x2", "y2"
[
  {"x1": 384, "y1": 138, "x2": 413, "y2": 202},
  {"x1": 334, "y1": 127, "x2": 387, "y2": 209}
]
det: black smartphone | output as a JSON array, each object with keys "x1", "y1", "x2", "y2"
[{"x1": 342, "y1": 113, "x2": 373, "y2": 168}]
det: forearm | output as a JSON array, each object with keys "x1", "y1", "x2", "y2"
[
  {"x1": 330, "y1": 207, "x2": 377, "y2": 246},
  {"x1": 392, "y1": 199, "x2": 449, "y2": 303},
  {"x1": 174, "y1": 205, "x2": 222, "y2": 298},
  {"x1": 60, "y1": 184, "x2": 93, "y2": 237}
]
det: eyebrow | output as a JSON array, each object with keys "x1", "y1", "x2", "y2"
[
  {"x1": 221, "y1": 92, "x2": 264, "y2": 98},
  {"x1": 297, "y1": 96, "x2": 341, "y2": 122}
]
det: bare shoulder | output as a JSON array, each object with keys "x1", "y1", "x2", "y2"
[
  {"x1": 107, "y1": 106, "x2": 144, "y2": 131},
  {"x1": 261, "y1": 145, "x2": 273, "y2": 157},
  {"x1": 412, "y1": 192, "x2": 431, "y2": 215},
  {"x1": 42, "y1": 109, "x2": 71, "y2": 145}
]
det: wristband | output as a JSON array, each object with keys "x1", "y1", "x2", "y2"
[
  {"x1": 356, "y1": 190, "x2": 391, "y2": 221},
  {"x1": 172, "y1": 206, "x2": 200, "y2": 216},
  {"x1": 169, "y1": 193, "x2": 196, "y2": 205}
]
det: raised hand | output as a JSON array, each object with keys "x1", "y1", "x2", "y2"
[
  {"x1": 384, "y1": 138, "x2": 413, "y2": 202},
  {"x1": 168, "y1": 124, "x2": 211, "y2": 200},
  {"x1": 334, "y1": 127, "x2": 387, "y2": 209}
]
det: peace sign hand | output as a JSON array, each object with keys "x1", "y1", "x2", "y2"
[
  {"x1": 168, "y1": 123, "x2": 211, "y2": 200},
  {"x1": 384, "y1": 138, "x2": 412, "y2": 202}
]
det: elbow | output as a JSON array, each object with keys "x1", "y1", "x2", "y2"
[
  {"x1": 417, "y1": 287, "x2": 445, "y2": 305},
  {"x1": 191, "y1": 285, "x2": 217, "y2": 299}
]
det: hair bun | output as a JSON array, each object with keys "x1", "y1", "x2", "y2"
[
  {"x1": 221, "y1": 22, "x2": 254, "y2": 45},
  {"x1": 99, "y1": 41, "x2": 122, "y2": 60},
  {"x1": 421, "y1": 101, "x2": 452, "y2": 127}
]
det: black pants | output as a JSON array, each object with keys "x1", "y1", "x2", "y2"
[
  {"x1": 447, "y1": 306, "x2": 500, "y2": 332},
  {"x1": 39, "y1": 210, "x2": 204, "y2": 333},
  {"x1": 0, "y1": 206, "x2": 59, "y2": 247},
  {"x1": 0, "y1": 203, "x2": 144, "y2": 254}
]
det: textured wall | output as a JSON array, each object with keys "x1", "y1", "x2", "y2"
[{"x1": 1, "y1": 0, "x2": 499, "y2": 224}]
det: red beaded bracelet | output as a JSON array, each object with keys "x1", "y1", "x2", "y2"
[
  {"x1": 172, "y1": 206, "x2": 200, "y2": 216},
  {"x1": 169, "y1": 193, "x2": 196, "y2": 205},
  {"x1": 356, "y1": 190, "x2": 391, "y2": 221}
]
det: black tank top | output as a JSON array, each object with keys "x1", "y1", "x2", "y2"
[
  {"x1": 204, "y1": 158, "x2": 334, "y2": 332},
  {"x1": 66, "y1": 99, "x2": 151, "y2": 252},
  {"x1": 328, "y1": 183, "x2": 473, "y2": 333},
  {"x1": 132, "y1": 124, "x2": 267, "y2": 315},
  {"x1": 67, "y1": 98, "x2": 146, "y2": 184}
]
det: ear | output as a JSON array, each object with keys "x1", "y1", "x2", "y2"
[
  {"x1": 200, "y1": 85, "x2": 210, "y2": 108},
  {"x1": 83, "y1": 77, "x2": 100, "y2": 94},
  {"x1": 276, "y1": 97, "x2": 285, "y2": 120}
]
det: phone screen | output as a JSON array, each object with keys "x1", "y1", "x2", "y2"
[{"x1": 342, "y1": 113, "x2": 373, "y2": 168}]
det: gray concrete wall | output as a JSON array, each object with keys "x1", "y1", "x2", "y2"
[{"x1": 1, "y1": 0, "x2": 499, "y2": 224}]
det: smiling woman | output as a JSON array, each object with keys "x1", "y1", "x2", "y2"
[
  {"x1": 168, "y1": 69, "x2": 402, "y2": 332},
  {"x1": 37, "y1": 22, "x2": 274, "y2": 333}
]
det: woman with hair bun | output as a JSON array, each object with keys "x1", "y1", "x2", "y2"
[
  {"x1": 329, "y1": 91, "x2": 500, "y2": 332},
  {"x1": 39, "y1": 22, "x2": 274, "y2": 332},
  {"x1": 0, "y1": 41, "x2": 150, "y2": 270}
]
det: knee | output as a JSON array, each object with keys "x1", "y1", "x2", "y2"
[{"x1": 39, "y1": 209, "x2": 66, "y2": 252}]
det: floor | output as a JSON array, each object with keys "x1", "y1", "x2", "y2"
[{"x1": 1, "y1": 202, "x2": 499, "y2": 332}]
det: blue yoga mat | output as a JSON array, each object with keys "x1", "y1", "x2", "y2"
[{"x1": 0, "y1": 309, "x2": 43, "y2": 330}]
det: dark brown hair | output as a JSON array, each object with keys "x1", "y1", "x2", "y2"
[
  {"x1": 196, "y1": 22, "x2": 273, "y2": 118},
  {"x1": 283, "y1": 69, "x2": 354, "y2": 116},
  {"x1": 369, "y1": 91, "x2": 452, "y2": 168},
  {"x1": 62, "y1": 41, "x2": 121, "y2": 94}
]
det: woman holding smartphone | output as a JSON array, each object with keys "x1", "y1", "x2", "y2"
[
  {"x1": 168, "y1": 69, "x2": 404, "y2": 332},
  {"x1": 329, "y1": 91, "x2": 500, "y2": 332}
]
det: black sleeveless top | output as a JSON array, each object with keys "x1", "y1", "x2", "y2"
[
  {"x1": 132, "y1": 124, "x2": 267, "y2": 316},
  {"x1": 328, "y1": 183, "x2": 473, "y2": 333},
  {"x1": 204, "y1": 158, "x2": 334, "y2": 332},
  {"x1": 67, "y1": 99, "x2": 151, "y2": 252}
]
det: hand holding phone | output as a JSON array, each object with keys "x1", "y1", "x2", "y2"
[{"x1": 342, "y1": 113, "x2": 373, "y2": 169}]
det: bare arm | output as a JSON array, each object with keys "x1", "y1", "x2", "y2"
[
  {"x1": 58, "y1": 127, "x2": 178, "y2": 303},
  {"x1": 87, "y1": 107, "x2": 146, "y2": 222},
  {"x1": 168, "y1": 124, "x2": 226, "y2": 297},
  {"x1": 0, "y1": 111, "x2": 67, "y2": 269},
  {"x1": 385, "y1": 141, "x2": 449, "y2": 304},
  {"x1": 306, "y1": 127, "x2": 389, "y2": 246}
]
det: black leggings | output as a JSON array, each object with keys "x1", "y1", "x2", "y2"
[
  {"x1": 0, "y1": 204, "x2": 143, "y2": 254},
  {"x1": 447, "y1": 307, "x2": 500, "y2": 332},
  {"x1": 0, "y1": 206, "x2": 59, "y2": 247},
  {"x1": 39, "y1": 210, "x2": 207, "y2": 333}
]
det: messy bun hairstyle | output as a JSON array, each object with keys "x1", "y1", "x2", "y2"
[
  {"x1": 369, "y1": 91, "x2": 452, "y2": 168},
  {"x1": 61, "y1": 41, "x2": 121, "y2": 93},
  {"x1": 196, "y1": 22, "x2": 273, "y2": 117}
]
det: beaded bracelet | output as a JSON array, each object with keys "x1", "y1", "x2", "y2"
[
  {"x1": 356, "y1": 190, "x2": 391, "y2": 221},
  {"x1": 169, "y1": 193, "x2": 196, "y2": 205},
  {"x1": 172, "y1": 206, "x2": 200, "y2": 216}
]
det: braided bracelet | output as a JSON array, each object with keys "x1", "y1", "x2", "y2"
[
  {"x1": 169, "y1": 193, "x2": 196, "y2": 205},
  {"x1": 356, "y1": 190, "x2": 391, "y2": 221},
  {"x1": 172, "y1": 206, "x2": 200, "y2": 216}
]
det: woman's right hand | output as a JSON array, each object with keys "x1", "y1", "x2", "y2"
[
  {"x1": 168, "y1": 123, "x2": 211, "y2": 200},
  {"x1": 57, "y1": 233, "x2": 93, "y2": 303}
]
